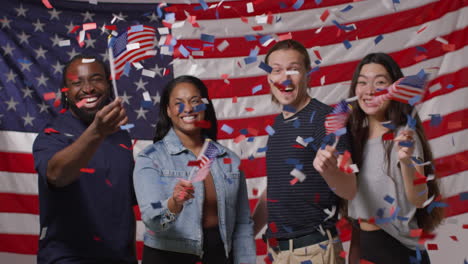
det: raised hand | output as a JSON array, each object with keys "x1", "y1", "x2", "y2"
[
  {"x1": 91, "y1": 98, "x2": 128, "y2": 137},
  {"x1": 313, "y1": 145, "x2": 339, "y2": 174},
  {"x1": 170, "y1": 179, "x2": 195, "y2": 213},
  {"x1": 394, "y1": 129, "x2": 415, "y2": 165}
]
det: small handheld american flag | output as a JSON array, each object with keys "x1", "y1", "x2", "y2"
[
  {"x1": 325, "y1": 100, "x2": 351, "y2": 135},
  {"x1": 372, "y1": 73, "x2": 427, "y2": 105},
  {"x1": 189, "y1": 139, "x2": 218, "y2": 182}
]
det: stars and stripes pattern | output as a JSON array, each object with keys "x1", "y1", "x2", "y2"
[
  {"x1": 324, "y1": 100, "x2": 350, "y2": 135},
  {"x1": 1, "y1": 0, "x2": 467, "y2": 263}
]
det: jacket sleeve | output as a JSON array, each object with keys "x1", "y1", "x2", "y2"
[
  {"x1": 232, "y1": 171, "x2": 257, "y2": 264},
  {"x1": 133, "y1": 149, "x2": 179, "y2": 232}
]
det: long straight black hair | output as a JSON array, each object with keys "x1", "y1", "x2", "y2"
[
  {"x1": 347, "y1": 53, "x2": 443, "y2": 232},
  {"x1": 153, "y1": 75, "x2": 218, "y2": 143}
]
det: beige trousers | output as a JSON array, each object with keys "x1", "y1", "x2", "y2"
[{"x1": 267, "y1": 229, "x2": 345, "y2": 264}]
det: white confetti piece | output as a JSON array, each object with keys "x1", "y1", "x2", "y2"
[
  {"x1": 290, "y1": 168, "x2": 306, "y2": 182},
  {"x1": 142, "y1": 69, "x2": 156, "y2": 78},
  {"x1": 59, "y1": 40, "x2": 70, "y2": 47}
]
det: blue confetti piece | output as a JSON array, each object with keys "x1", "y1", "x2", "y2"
[
  {"x1": 446, "y1": 84, "x2": 454, "y2": 89},
  {"x1": 281, "y1": 79, "x2": 292, "y2": 86},
  {"x1": 156, "y1": 6, "x2": 163, "y2": 18},
  {"x1": 120, "y1": 123, "x2": 135, "y2": 130},
  {"x1": 301, "y1": 261, "x2": 312, "y2": 264},
  {"x1": 384, "y1": 195, "x2": 395, "y2": 204},
  {"x1": 239, "y1": 128, "x2": 248, "y2": 135},
  {"x1": 165, "y1": 13, "x2": 175, "y2": 21},
  {"x1": 201, "y1": 33, "x2": 215, "y2": 43},
  {"x1": 283, "y1": 105, "x2": 296, "y2": 113},
  {"x1": 186, "y1": 46, "x2": 200, "y2": 51},
  {"x1": 343, "y1": 39, "x2": 352, "y2": 49},
  {"x1": 374, "y1": 34, "x2": 384, "y2": 45},
  {"x1": 151, "y1": 201, "x2": 162, "y2": 209},
  {"x1": 267, "y1": 253, "x2": 274, "y2": 262},
  {"x1": 129, "y1": 24, "x2": 143, "y2": 33},
  {"x1": 18, "y1": 58, "x2": 31, "y2": 64},
  {"x1": 307, "y1": 66, "x2": 320, "y2": 75},
  {"x1": 257, "y1": 146, "x2": 268, "y2": 152},
  {"x1": 141, "y1": 100, "x2": 152, "y2": 109},
  {"x1": 460, "y1": 191, "x2": 468, "y2": 201},
  {"x1": 375, "y1": 217, "x2": 392, "y2": 225},
  {"x1": 249, "y1": 48, "x2": 259, "y2": 58},
  {"x1": 226, "y1": 178, "x2": 233, "y2": 184},
  {"x1": 406, "y1": 114, "x2": 417, "y2": 129},
  {"x1": 417, "y1": 69, "x2": 427, "y2": 81},
  {"x1": 295, "y1": 164, "x2": 303, "y2": 170},
  {"x1": 381, "y1": 122, "x2": 396, "y2": 130},
  {"x1": 282, "y1": 224, "x2": 293, "y2": 233},
  {"x1": 123, "y1": 62, "x2": 131, "y2": 76},
  {"x1": 178, "y1": 103, "x2": 185, "y2": 113},
  {"x1": 259, "y1": 61, "x2": 273, "y2": 73},
  {"x1": 244, "y1": 56, "x2": 257, "y2": 64},
  {"x1": 198, "y1": 0, "x2": 209, "y2": 10},
  {"x1": 304, "y1": 137, "x2": 314, "y2": 143},
  {"x1": 244, "y1": 35, "x2": 256, "y2": 41},
  {"x1": 465, "y1": 258, "x2": 468, "y2": 264},
  {"x1": 265, "y1": 125, "x2": 275, "y2": 136},
  {"x1": 377, "y1": 208, "x2": 384, "y2": 218},
  {"x1": 340, "y1": 5, "x2": 353, "y2": 12},
  {"x1": 416, "y1": 247, "x2": 422, "y2": 261},
  {"x1": 193, "y1": 6, "x2": 203, "y2": 11},
  {"x1": 309, "y1": 111, "x2": 316, "y2": 123},
  {"x1": 221, "y1": 124, "x2": 234, "y2": 134},
  {"x1": 293, "y1": 0, "x2": 304, "y2": 10},
  {"x1": 293, "y1": 119, "x2": 301, "y2": 129},
  {"x1": 314, "y1": 59, "x2": 321, "y2": 65},
  {"x1": 215, "y1": 8, "x2": 219, "y2": 19},
  {"x1": 319, "y1": 243, "x2": 327, "y2": 250},
  {"x1": 399, "y1": 140, "x2": 414, "y2": 148},
  {"x1": 397, "y1": 216, "x2": 409, "y2": 221},
  {"x1": 416, "y1": 46, "x2": 427, "y2": 53},
  {"x1": 247, "y1": 137, "x2": 255, "y2": 142},
  {"x1": 411, "y1": 156, "x2": 422, "y2": 164},
  {"x1": 286, "y1": 158, "x2": 300, "y2": 165},
  {"x1": 259, "y1": 35, "x2": 273, "y2": 45},
  {"x1": 178, "y1": 44, "x2": 190, "y2": 57},
  {"x1": 202, "y1": 43, "x2": 213, "y2": 48},
  {"x1": 252, "y1": 84, "x2": 262, "y2": 94},
  {"x1": 409, "y1": 95, "x2": 422, "y2": 106},
  {"x1": 248, "y1": 155, "x2": 255, "y2": 160},
  {"x1": 334, "y1": 127, "x2": 347, "y2": 137},
  {"x1": 417, "y1": 189, "x2": 427, "y2": 197},
  {"x1": 315, "y1": 0, "x2": 322, "y2": 4},
  {"x1": 426, "y1": 201, "x2": 448, "y2": 213},
  {"x1": 393, "y1": 0, "x2": 400, "y2": 3},
  {"x1": 429, "y1": 114, "x2": 442, "y2": 127},
  {"x1": 193, "y1": 103, "x2": 206, "y2": 113}
]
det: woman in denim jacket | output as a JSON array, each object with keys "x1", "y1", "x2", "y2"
[{"x1": 133, "y1": 75, "x2": 256, "y2": 264}]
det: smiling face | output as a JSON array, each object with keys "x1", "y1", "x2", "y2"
[
  {"x1": 167, "y1": 82, "x2": 205, "y2": 138},
  {"x1": 64, "y1": 59, "x2": 111, "y2": 123},
  {"x1": 355, "y1": 63, "x2": 392, "y2": 121},
  {"x1": 267, "y1": 49, "x2": 310, "y2": 110}
]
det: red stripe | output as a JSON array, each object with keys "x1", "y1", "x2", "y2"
[
  {"x1": 176, "y1": 1, "x2": 466, "y2": 59},
  {"x1": 0, "y1": 152, "x2": 36, "y2": 173},
  {"x1": 0, "y1": 193, "x2": 39, "y2": 214},
  {"x1": 434, "y1": 150, "x2": 468, "y2": 178},
  {"x1": 204, "y1": 28, "x2": 468, "y2": 99},
  {"x1": 241, "y1": 157, "x2": 267, "y2": 180},
  {"x1": 424, "y1": 67, "x2": 468, "y2": 101},
  {"x1": 444, "y1": 193, "x2": 468, "y2": 218},
  {"x1": 167, "y1": 0, "x2": 354, "y2": 20},
  {"x1": 422, "y1": 108, "x2": 468, "y2": 140}
]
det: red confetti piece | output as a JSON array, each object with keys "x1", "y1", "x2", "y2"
[
  {"x1": 61, "y1": 87, "x2": 69, "y2": 92},
  {"x1": 43, "y1": 92, "x2": 56, "y2": 100},
  {"x1": 240, "y1": 16, "x2": 248, "y2": 23},
  {"x1": 292, "y1": 144, "x2": 305, "y2": 149},
  {"x1": 462, "y1": 224, "x2": 468, "y2": 229},
  {"x1": 447, "y1": 121, "x2": 462, "y2": 129},
  {"x1": 119, "y1": 143, "x2": 133, "y2": 150},
  {"x1": 221, "y1": 73, "x2": 229, "y2": 79},
  {"x1": 83, "y1": 23, "x2": 97, "y2": 31},
  {"x1": 314, "y1": 193, "x2": 320, "y2": 203},
  {"x1": 163, "y1": 68, "x2": 171, "y2": 76},
  {"x1": 414, "y1": 54, "x2": 428, "y2": 62},
  {"x1": 313, "y1": 49, "x2": 322, "y2": 61},
  {"x1": 266, "y1": 12, "x2": 274, "y2": 24},
  {"x1": 104, "y1": 25, "x2": 117, "y2": 31},
  {"x1": 269, "y1": 222, "x2": 278, "y2": 233},
  {"x1": 42, "y1": 0, "x2": 53, "y2": 9},
  {"x1": 449, "y1": 235, "x2": 458, "y2": 241},
  {"x1": 339, "y1": 150, "x2": 351, "y2": 171},
  {"x1": 278, "y1": 32, "x2": 292, "y2": 41},
  {"x1": 382, "y1": 132, "x2": 394, "y2": 141},
  {"x1": 164, "y1": 35, "x2": 173, "y2": 45},
  {"x1": 442, "y1": 44, "x2": 455, "y2": 51},
  {"x1": 427, "y1": 243, "x2": 438, "y2": 250},
  {"x1": 70, "y1": 25, "x2": 80, "y2": 34},
  {"x1": 252, "y1": 25, "x2": 263, "y2": 31},
  {"x1": 162, "y1": 21, "x2": 172, "y2": 28},
  {"x1": 320, "y1": 9, "x2": 330, "y2": 22},
  {"x1": 44, "y1": 128, "x2": 59, "y2": 134},
  {"x1": 76, "y1": 98, "x2": 87, "y2": 108},
  {"x1": 245, "y1": 107, "x2": 255, "y2": 112},
  {"x1": 93, "y1": 235, "x2": 101, "y2": 241},
  {"x1": 194, "y1": 120, "x2": 211, "y2": 129},
  {"x1": 264, "y1": 255, "x2": 272, "y2": 264},
  {"x1": 339, "y1": 250, "x2": 347, "y2": 259},
  {"x1": 416, "y1": 26, "x2": 427, "y2": 34},
  {"x1": 252, "y1": 188, "x2": 258, "y2": 196},
  {"x1": 232, "y1": 96, "x2": 238, "y2": 103},
  {"x1": 410, "y1": 228, "x2": 423, "y2": 237},
  {"x1": 53, "y1": 99, "x2": 61, "y2": 108},
  {"x1": 247, "y1": 127, "x2": 259, "y2": 136},
  {"x1": 360, "y1": 259, "x2": 375, "y2": 264},
  {"x1": 290, "y1": 177, "x2": 299, "y2": 185},
  {"x1": 105, "y1": 178, "x2": 112, "y2": 187},
  {"x1": 59, "y1": 109, "x2": 67, "y2": 114},
  {"x1": 80, "y1": 168, "x2": 95, "y2": 173},
  {"x1": 266, "y1": 198, "x2": 278, "y2": 203},
  {"x1": 187, "y1": 160, "x2": 201, "y2": 167},
  {"x1": 267, "y1": 237, "x2": 278, "y2": 247},
  {"x1": 234, "y1": 134, "x2": 246, "y2": 143},
  {"x1": 223, "y1": 158, "x2": 232, "y2": 164}
]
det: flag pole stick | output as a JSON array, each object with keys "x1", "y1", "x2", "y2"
[{"x1": 108, "y1": 45, "x2": 119, "y2": 98}]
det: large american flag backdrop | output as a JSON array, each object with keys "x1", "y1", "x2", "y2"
[{"x1": 1, "y1": 0, "x2": 467, "y2": 263}]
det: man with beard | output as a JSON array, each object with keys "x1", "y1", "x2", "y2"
[{"x1": 32, "y1": 55, "x2": 137, "y2": 264}]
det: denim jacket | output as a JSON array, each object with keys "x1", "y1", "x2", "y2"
[{"x1": 133, "y1": 128, "x2": 256, "y2": 264}]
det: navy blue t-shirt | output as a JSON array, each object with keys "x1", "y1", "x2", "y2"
[
  {"x1": 265, "y1": 98, "x2": 351, "y2": 239},
  {"x1": 32, "y1": 111, "x2": 137, "y2": 264}
]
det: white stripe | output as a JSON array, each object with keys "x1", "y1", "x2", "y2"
[
  {"x1": 0, "y1": 131, "x2": 37, "y2": 153},
  {"x1": 419, "y1": 87, "x2": 468, "y2": 122},
  {"x1": 213, "y1": 94, "x2": 281, "y2": 120},
  {"x1": 438, "y1": 171, "x2": 468, "y2": 198},
  {"x1": 0, "y1": 253, "x2": 36, "y2": 263},
  {"x1": 0, "y1": 212, "x2": 145, "y2": 242},
  {"x1": 173, "y1": 0, "x2": 438, "y2": 39},
  {"x1": 246, "y1": 176, "x2": 266, "y2": 200},
  {"x1": 0, "y1": 172, "x2": 37, "y2": 195},
  {"x1": 173, "y1": 7, "x2": 468, "y2": 79}
]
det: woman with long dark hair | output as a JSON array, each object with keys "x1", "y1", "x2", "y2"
[
  {"x1": 133, "y1": 75, "x2": 256, "y2": 264},
  {"x1": 346, "y1": 53, "x2": 444, "y2": 264}
]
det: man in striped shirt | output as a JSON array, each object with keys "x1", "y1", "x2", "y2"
[{"x1": 253, "y1": 40, "x2": 357, "y2": 264}]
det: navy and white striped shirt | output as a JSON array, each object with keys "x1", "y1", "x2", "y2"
[{"x1": 265, "y1": 98, "x2": 351, "y2": 239}]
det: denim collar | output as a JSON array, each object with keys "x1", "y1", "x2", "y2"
[{"x1": 163, "y1": 128, "x2": 226, "y2": 156}]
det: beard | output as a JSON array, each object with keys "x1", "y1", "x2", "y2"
[{"x1": 69, "y1": 96, "x2": 112, "y2": 125}]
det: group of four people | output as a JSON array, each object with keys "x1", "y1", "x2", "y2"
[{"x1": 33, "y1": 39, "x2": 442, "y2": 264}]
